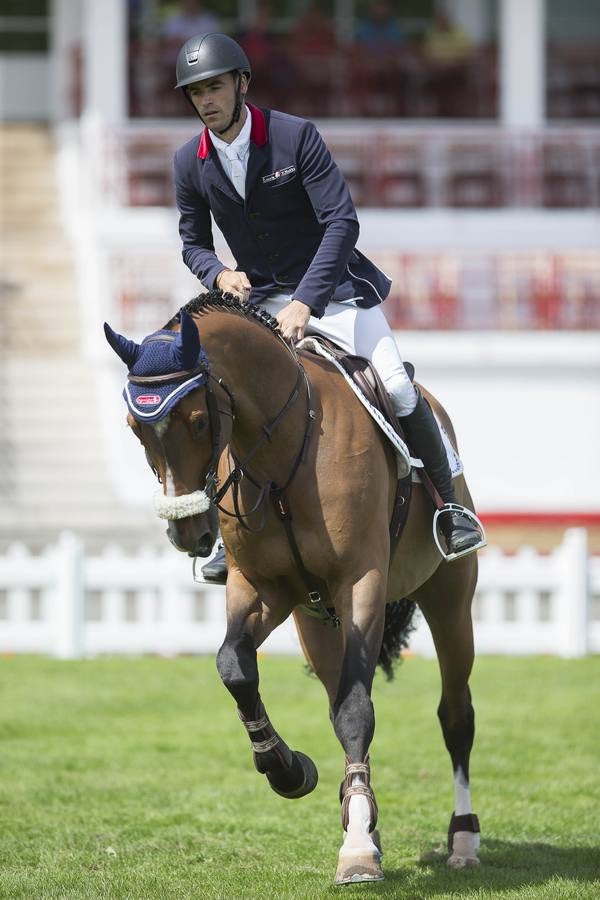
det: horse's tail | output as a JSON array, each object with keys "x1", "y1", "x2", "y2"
[{"x1": 378, "y1": 599, "x2": 417, "y2": 681}]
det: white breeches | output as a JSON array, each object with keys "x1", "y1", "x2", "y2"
[{"x1": 262, "y1": 296, "x2": 417, "y2": 416}]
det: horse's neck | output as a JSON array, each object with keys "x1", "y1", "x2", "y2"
[{"x1": 202, "y1": 312, "x2": 305, "y2": 474}]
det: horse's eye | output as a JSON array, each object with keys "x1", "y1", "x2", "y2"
[{"x1": 190, "y1": 413, "x2": 208, "y2": 439}]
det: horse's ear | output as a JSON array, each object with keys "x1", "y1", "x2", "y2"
[
  {"x1": 175, "y1": 311, "x2": 201, "y2": 369},
  {"x1": 104, "y1": 322, "x2": 141, "y2": 369}
]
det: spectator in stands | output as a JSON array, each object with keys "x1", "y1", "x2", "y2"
[
  {"x1": 286, "y1": 2, "x2": 338, "y2": 114},
  {"x1": 238, "y1": 3, "x2": 294, "y2": 112},
  {"x1": 161, "y1": 0, "x2": 220, "y2": 64},
  {"x1": 238, "y1": 1, "x2": 275, "y2": 69},
  {"x1": 171, "y1": 32, "x2": 485, "y2": 581},
  {"x1": 355, "y1": 0, "x2": 405, "y2": 49},
  {"x1": 354, "y1": 0, "x2": 408, "y2": 116},
  {"x1": 290, "y1": 2, "x2": 336, "y2": 58},
  {"x1": 422, "y1": 9, "x2": 473, "y2": 117}
]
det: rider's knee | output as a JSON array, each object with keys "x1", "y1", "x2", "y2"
[{"x1": 385, "y1": 373, "x2": 417, "y2": 417}]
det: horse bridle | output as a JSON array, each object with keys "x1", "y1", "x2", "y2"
[
  {"x1": 131, "y1": 335, "x2": 338, "y2": 627},
  {"x1": 129, "y1": 334, "x2": 314, "y2": 525}
]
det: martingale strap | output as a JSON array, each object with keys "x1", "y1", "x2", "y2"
[{"x1": 272, "y1": 490, "x2": 340, "y2": 628}]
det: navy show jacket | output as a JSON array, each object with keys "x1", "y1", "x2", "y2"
[{"x1": 173, "y1": 104, "x2": 391, "y2": 318}]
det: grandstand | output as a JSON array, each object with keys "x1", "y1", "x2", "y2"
[
  {"x1": 1, "y1": 0, "x2": 599, "y2": 562},
  {"x1": 0, "y1": 124, "x2": 157, "y2": 549}
]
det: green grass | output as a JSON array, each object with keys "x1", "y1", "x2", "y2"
[{"x1": 0, "y1": 655, "x2": 598, "y2": 899}]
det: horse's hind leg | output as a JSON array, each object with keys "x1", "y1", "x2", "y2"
[
  {"x1": 215, "y1": 569, "x2": 318, "y2": 799},
  {"x1": 411, "y1": 556, "x2": 481, "y2": 868}
]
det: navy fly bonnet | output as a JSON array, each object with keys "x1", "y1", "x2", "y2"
[{"x1": 104, "y1": 311, "x2": 210, "y2": 424}]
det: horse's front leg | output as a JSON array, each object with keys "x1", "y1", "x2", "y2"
[
  {"x1": 215, "y1": 567, "x2": 318, "y2": 799},
  {"x1": 331, "y1": 568, "x2": 386, "y2": 885}
]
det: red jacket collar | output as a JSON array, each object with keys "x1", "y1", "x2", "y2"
[{"x1": 197, "y1": 104, "x2": 268, "y2": 160}]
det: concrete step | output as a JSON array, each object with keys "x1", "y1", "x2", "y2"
[
  {"x1": 9, "y1": 451, "x2": 109, "y2": 471},
  {"x1": 0, "y1": 506, "x2": 157, "y2": 538},
  {"x1": 2, "y1": 266, "x2": 75, "y2": 288},
  {"x1": 1, "y1": 181, "x2": 59, "y2": 200},
  {"x1": 6, "y1": 359, "x2": 93, "y2": 379},
  {"x1": 3, "y1": 241, "x2": 73, "y2": 266},
  {"x1": 2, "y1": 210, "x2": 63, "y2": 230},
  {"x1": 3, "y1": 333, "x2": 82, "y2": 355}
]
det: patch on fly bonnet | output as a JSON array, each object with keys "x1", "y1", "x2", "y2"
[{"x1": 104, "y1": 311, "x2": 210, "y2": 424}]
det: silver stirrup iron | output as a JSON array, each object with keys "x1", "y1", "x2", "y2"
[{"x1": 433, "y1": 503, "x2": 487, "y2": 562}]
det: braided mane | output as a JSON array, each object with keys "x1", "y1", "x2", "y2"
[{"x1": 163, "y1": 289, "x2": 281, "y2": 334}]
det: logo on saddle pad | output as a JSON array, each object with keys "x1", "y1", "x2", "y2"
[{"x1": 135, "y1": 394, "x2": 161, "y2": 406}]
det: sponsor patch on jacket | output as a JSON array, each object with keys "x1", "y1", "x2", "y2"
[{"x1": 262, "y1": 165, "x2": 296, "y2": 184}]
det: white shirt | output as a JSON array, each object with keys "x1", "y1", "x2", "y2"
[{"x1": 209, "y1": 106, "x2": 252, "y2": 199}]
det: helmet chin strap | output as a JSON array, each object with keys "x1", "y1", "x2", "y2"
[
  {"x1": 183, "y1": 72, "x2": 246, "y2": 138},
  {"x1": 216, "y1": 72, "x2": 244, "y2": 135}
]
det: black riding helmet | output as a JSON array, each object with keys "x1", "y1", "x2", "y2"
[{"x1": 175, "y1": 33, "x2": 251, "y2": 134}]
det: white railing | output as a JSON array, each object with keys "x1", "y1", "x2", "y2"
[{"x1": 0, "y1": 529, "x2": 597, "y2": 659}]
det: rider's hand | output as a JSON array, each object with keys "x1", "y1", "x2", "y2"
[
  {"x1": 276, "y1": 299, "x2": 312, "y2": 343},
  {"x1": 216, "y1": 269, "x2": 251, "y2": 301}
]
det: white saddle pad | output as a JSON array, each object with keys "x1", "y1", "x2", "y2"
[{"x1": 297, "y1": 337, "x2": 463, "y2": 483}]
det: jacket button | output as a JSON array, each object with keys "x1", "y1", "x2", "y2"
[{"x1": 248, "y1": 211, "x2": 261, "y2": 218}]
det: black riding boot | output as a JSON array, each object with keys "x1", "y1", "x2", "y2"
[
  {"x1": 201, "y1": 544, "x2": 227, "y2": 584},
  {"x1": 400, "y1": 390, "x2": 484, "y2": 560}
]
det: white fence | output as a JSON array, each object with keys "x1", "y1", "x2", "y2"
[{"x1": 0, "y1": 529, "x2": 598, "y2": 660}]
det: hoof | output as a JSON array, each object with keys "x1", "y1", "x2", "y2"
[
  {"x1": 267, "y1": 751, "x2": 318, "y2": 799},
  {"x1": 335, "y1": 847, "x2": 383, "y2": 885},
  {"x1": 335, "y1": 831, "x2": 383, "y2": 885},
  {"x1": 448, "y1": 830, "x2": 480, "y2": 869},
  {"x1": 447, "y1": 854, "x2": 480, "y2": 870}
]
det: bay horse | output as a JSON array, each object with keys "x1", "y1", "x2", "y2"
[{"x1": 105, "y1": 290, "x2": 482, "y2": 884}]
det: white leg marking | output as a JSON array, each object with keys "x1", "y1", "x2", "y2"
[
  {"x1": 345, "y1": 775, "x2": 375, "y2": 841},
  {"x1": 454, "y1": 766, "x2": 472, "y2": 815},
  {"x1": 448, "y1": 766, "x2": 480, "y2": 869}
]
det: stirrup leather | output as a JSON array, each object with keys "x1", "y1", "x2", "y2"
[{"x1": 433, "y1": 503, "x2": 487, "y2": 562}]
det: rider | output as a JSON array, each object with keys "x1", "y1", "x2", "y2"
[{"x1": 172, "y1": 32, "x2": 485, "y2": 582}]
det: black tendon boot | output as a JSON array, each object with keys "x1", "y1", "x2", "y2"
[
  {"x1": 201, "y1": 545, "x2": 227, "y2": 584},
  {"x1": 400, "y1": 390, "x2": 486, "y2": 561}
]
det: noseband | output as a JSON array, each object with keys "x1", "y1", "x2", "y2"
[{"x1": 127, "y1": 360, "x2": 227, "y2": 521}]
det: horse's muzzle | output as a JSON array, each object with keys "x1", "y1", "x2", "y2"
[{"x1": 166, "y1": 506, "x2": 218, "y2": 557}]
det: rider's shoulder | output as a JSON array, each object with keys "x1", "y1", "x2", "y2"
[
  {"x1": 174, "y1": 132, "x2": 205, "y2": 164},
  {"x1": 267, "y1": 108, "x2": 318, "y2": 139}
]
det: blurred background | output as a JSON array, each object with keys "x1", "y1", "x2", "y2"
[{"x1": 0, "y1": 0, "x2": 598, "y2": 658}]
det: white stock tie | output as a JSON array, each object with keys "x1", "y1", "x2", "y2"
[{"x1": 225, "y1": 145, "x2": 246, "y2": 199}]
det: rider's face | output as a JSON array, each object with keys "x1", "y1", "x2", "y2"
[{"x1": 188, "y1": 72, "x2": 247, "y2": 134}]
